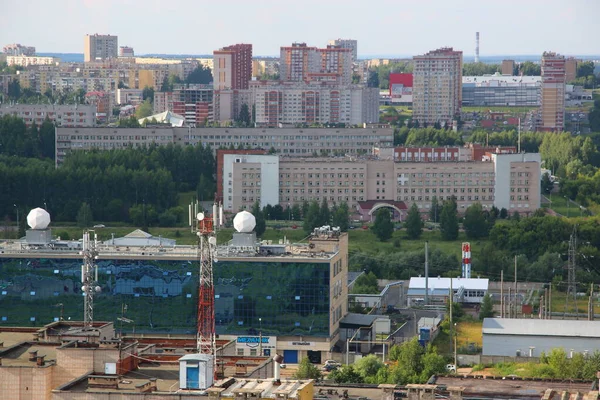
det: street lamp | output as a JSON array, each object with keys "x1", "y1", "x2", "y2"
[
  {"x1": 13, "y1": 204, "x2": 19, "y2": 238},
  {"x1": 453, "y1": 323, "x2": 458, "y2": 371}
]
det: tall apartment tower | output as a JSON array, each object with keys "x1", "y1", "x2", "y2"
[
  {"x1": 539, "y1": 52, "x2": 566, "y2": 132},
  {"x1": 84, "y1": 34, "x2": 118, "y2": 62},
  {"x1": 565, "y1": 57, "x2": 578, "y2": 83},
  {"x1": 413, "y1": 47, "x2": 463, "y2": 127},
  {"x1": 327, "y1": 39, "x2": 358, "y2": 62},
  {"x1": 501, "y1": 60, "x2": 515, "y2": 75},
  {"x1": 280, "y1": 43, "x2": 352, "y2": 84},
  {"x1": 213, "y1": 44, "x2": 253, "y2": 90},
  {"x1": 279, "y1": 43, "x2": 320, "y2": 82}
]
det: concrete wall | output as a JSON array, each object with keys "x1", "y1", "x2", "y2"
[{"x1": 0, "y1": 365, "x2": 53, "y2": 400}]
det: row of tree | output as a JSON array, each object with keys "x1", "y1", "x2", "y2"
[{"x1": 0, "y1": 115, "x2": 55, "y2": 159}]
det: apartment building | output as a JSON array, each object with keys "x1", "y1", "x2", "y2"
[
  {"x1": 220, "y1": 152, "x2": 541, "y2": 214},
  {"x1": 250, "y1": 80, "x2": 379, "y2": 126},
  {"x1": 154, "y1": 84, "x2": 213, "y2": 125},
  {"x1": 3, "y1": 43, "x2": 35, "y2": 56},
  {"x1": 462, "y1": 75, "x2": 541, "y2": 107},
  {"x1": 539, "y1": 52, "x2": 565, "y2": 132},
  {"x1": 251, "y1": 57, "x2": 280, "y2": 78},
  {"x1": 501, "y1": 60, "x2": 515, "y2": 76},
  {"x1": 119, "y1": 46, "x2": 134, "y2": 57},
  {"x1": 6, "y1": 55, "x2": 58, "y2": 67},
  {"x1": 279, "y1": 43, "x2": 353, "y2": 84},
  {"x1": 565, "y1": 57, "x2": 578, "y2": 83},
  {"x1": 413, "y1": 47, "x2": 463, "y2": 127},
  {"x1": 0, "y1": 103, "x2": 96, "y2": 128},
  {"x1": 327, "y1": 39, "x2": 358, "y2": 62},
  {"x1": 84, "y1": 34, "x2": 118, "y2": 62},
  {"x1": 55, "y1": 126, "x2": 393, "y2": 165},
  {"x1": 115, "y1": 88, "x2": 143, "y2": 105},
  {"x1": 84, "y1": 91, "x2": 112, "y2": 122},
  {"x1": 213, "y1": 43, "x2": 253, "y2": 90}
]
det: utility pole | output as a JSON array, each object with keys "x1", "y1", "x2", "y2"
[
  {"x1": 589, "y1": 284, "x2": 594, "y2": 321},
  {"x1": 508, "y1": 287, "x2": 512, "y2": 319},
  {"x1": 425, "y1": 241, "x2": 429, "y2": 306},
  {"x1": 514, "y1": 255, "x2": 519, "y2": 318},
  {"x1": 565, "y1": 226, "x2": 578, "y2": 319},
  {"x1": 500, "y1": 270, "x2": 504, "y2": 318},
  {"x1": 548, "y1": 284, "x2": 552, "y2": 320}
]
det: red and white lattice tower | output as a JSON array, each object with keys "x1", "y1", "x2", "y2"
[
  {"x1": 462, "y1": 242, "x2": 471, "y2": 279},
  {"x1": 189, "y1": 201, "x2": 222, "y2": 367}
]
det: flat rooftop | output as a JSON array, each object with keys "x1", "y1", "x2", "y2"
[{"x1": 0, "y1": 342, "x2": 57, "y2": 367}]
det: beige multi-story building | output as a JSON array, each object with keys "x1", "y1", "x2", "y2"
[
  {"x1": 54, "y1": 126, "x2": 393, "y2": 166},
  {"x1": 220, "y1": 153, "x2": 541, "y2": 214},
  {"x1": 280, "y1": 43, "x2": 353, "y2": 85},
  {"x1": 539, "y1": 51, "x2": 565, "y2": 132},
  {"x1": 213, "y1": 44, "x2": 253, "y2": 90},
  {"x1": 327, "y1": 39, "x2": 358, "y2": 62},
  {"x1": 250, "y1": 80, "x2": 379, "y2": 126},
  {"x1": 6, "y1": 55, "x2": 58, "y2": 67},
  {"x1": 3, "y1": 43, "x2": 36, "y2": 56},
  {"x1": 0, "y1": 103, "x2": 96, "y2": 128},
  {"x1": 501, "y1": 59, "x2": 515, "y2": 76},
  {"x1": 84, "y1": 34, "x2": 118, "y2": 62},
  {"x1": 413, "y1": 47, "x2": 462, "y2": 127}
]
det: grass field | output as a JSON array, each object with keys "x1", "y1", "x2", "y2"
[
  {"x1": 543, "y1": 194, "x2": 586, "y2": 218},
  {"x1": 433, "y1": 320, "x2": 482, "y2": 354},
  {"x1": 548, "y1": 291, "x2": 600, "y2": 315}
]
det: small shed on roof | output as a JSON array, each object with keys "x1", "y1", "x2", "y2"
[{"x1": 103, "y1": 229, "x2": 176, "y2": 247}]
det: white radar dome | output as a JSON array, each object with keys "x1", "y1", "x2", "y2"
[
  {"x1": 233, "y1": 211, "x2": 256, "y2": 233},
  {"x1": 27, "y1": 208, "x2": 51, "y2": 230}
]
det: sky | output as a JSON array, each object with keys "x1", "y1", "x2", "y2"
[{"x1": 1, "y1": 0, "x2": 599, "y2": 57}]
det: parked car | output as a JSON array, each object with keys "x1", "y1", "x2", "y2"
[
  {"x1": 93, "y1": 224, "x2": 105, "y2": 228},
  {"x1": 322, "y1": 360, "x2": 342, "y2": 370}
]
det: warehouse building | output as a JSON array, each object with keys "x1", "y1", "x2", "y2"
[{"x1": 482, "y1": 318, "x2": 600, "y2": 357}]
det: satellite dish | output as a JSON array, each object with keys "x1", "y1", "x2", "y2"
[
  {"x1": 197, "y1": 212, "x2": 205, "y2": 221},
  {"x1": 27, "y1": 208, "x2": 51, "y2": 230},
  {"x1": 233, "y1": 211, "x2": 256, "y2": 233}
]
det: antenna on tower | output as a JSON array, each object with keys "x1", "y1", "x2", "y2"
[
  {"x1": 190, "y1": 199, "x2": 222, "y2": 382},
  {"x1": 475, "y1": 32, "x2": 480, "y2": 63},
  {"x1": 564, "y1": 225, "x2": 578, "y2": 319},
  {"x1": 81, "y1": 230, "x2": 100, "y2": 329}
]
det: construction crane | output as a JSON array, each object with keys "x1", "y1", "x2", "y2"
[
  {"x1": 189, "y1": 201, "x2": 222, "y2": 364},
  {"x1": 81, "y1": 230, "x2": 100, "y2": 329}
]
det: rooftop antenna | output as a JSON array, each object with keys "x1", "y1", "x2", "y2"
[{"x1": 81, "y1": 230, "x2": 100, "y2": 329}]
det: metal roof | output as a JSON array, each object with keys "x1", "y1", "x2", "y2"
[
  {"x1": 409, "y1": 277, "x2": 489, "y2": 291},
  {"x1": 340, "y1": 313, "x2": 379, "y2": 328},
  {"x1": 482, "y1": 318, "x2": 600, "y2": 338}
]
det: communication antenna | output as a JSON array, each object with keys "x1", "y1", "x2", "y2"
[
  {"x1": 81, "y1": 230, "x2": 100, "y2": 329},
  {"x1": 564, "y1": 225, "x2": 578, "y2": 318},
  {"x1": 189, "y1": 199, "x2": 223, "y2": 376}
]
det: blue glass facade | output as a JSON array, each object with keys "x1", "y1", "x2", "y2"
[{"x1": 0, "y1": 257, "x2": 331, "y2": 336}]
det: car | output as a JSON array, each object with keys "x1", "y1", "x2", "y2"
[
  {"x1": 322, "y1": 360, "x2": 342, "y2": 369},
  {"x1": 93, "y1": 224, "x2": 106, "y2": 228}
]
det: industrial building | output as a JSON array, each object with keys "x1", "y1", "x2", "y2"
[
  {"x1": 482, "y1": 318, "x2": 600, "y2": 357},
  {"x1": 407, "y1": 277, "x2": 489, "y2": 306},
  {"x1": 462, "y1": 75, "x2": 541, "y2": 107}
]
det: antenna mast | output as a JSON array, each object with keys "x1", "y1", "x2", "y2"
[
  {"x1": 564, "y1": 226, "x2": 578, "y2": 318},
  {"x1": 81, "y1": 230, "x2": 100, "y2": 329},
  {"x1": 190, "y1": 200, "x2": 223, "y2": 367}
]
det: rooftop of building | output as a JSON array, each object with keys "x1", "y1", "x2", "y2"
[
  {"x1": 482, "y1": 318, "x2": 600, "y2": 338},
  {"x1": 408, "y1": 277, "x2": 489, "y2": 291},
  {"x1": 0, "y1": 341, "x2": 58, "y2": 367},
  {"x1": 463, "y1": 74, "x2": 541, "y2": 84},
  {"x1": 210, "y1": 377, "x2": 314, "y2": 399}
]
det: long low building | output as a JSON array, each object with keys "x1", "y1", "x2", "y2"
[
  {"x1": 482, "y1": 318, "x2": 600, "y2": 357},
  {"x1": 407, "y1": 277, "x2": 489, "y2": 306},
  {"x1": 54, "y1": 126, "x2": 393, "y2": 165},
  {"x1": 0, "y1": 103, "x2": 96, "y2": 127},
  {"x1": 462, "y1": 75, "x2": 541, "y2": 107},
  {"x1": 219, "y1": 152, "x2": 541, "y2": 214}
]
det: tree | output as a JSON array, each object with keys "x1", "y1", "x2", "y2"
[
  {"x1": 499, "y1": 208, "x2": 508, "y2": 219},
  {"x1": 479, "y1": 293, "x2": 494, "y2": 320},
  {"x1": 251, "y1": 201, "x2": 266, "y2": 236},
  {"x1": 294, "y1": 357, "x2": 322, "y2": 380},
  {"x1": 354, "y1": 354, "x2": 384, "y2": 381},
  {"x1": 319, "y1": 198, "x2": 331, "y2": 226},
  {"x1": 519, "y1": 61, "x2": 541, "y2": 76},
  {"x1": 142, "y1": 86, "x2": 154, "y2": 103},
  {"x1": 352, "y1": 272, "x2": 379, "y2": 294},
  {"x1": 405, "y1": 203, "x2": 423, "y2": 239},
  {"x1": 329, "y1": 365, "x2": 363, "y2": 384},
  {"x1": 238, "y1": 103, "x2": 251, "y2": 127},
  {"x1": 541, "y1": 172, "x2": 554, "y2": 194},
  {"x1": 440, "y1": 197, "x2": 459, "y2": 240},
  {"x1": 332, "y1": 202, "x2": 350, "y2": 231},
  {"x1": 372, "y1": 208, "x2": 394, "y2": 242},
  {"x1": 185, "y1": 66, "x2": 213, "y2": 84},
  {"x1": 76, "y1": 202, "x2": 93, "y2": 228},
  {"x1": 136, "y1": 100, "x2": 153, "y2": 119},
  {"x1": 463, "y1": 202, "x2": 490, "y2": 239},
  {"x1": 429, "y1": 196, "x2": 442, "y2": 223},
  {"x1": 303, "y1": 200, "x2": 321, "y2": 234},
  {"x1": 367, "y1": 70, "x2": 379, "y2": 88}
]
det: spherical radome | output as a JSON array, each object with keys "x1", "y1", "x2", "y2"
[
  {"x1": 27, "y1": 208, "x2": 51, "y2": 229},
  {"x1": 233, "y1": 211, "x2": 256, "y2": 233}
]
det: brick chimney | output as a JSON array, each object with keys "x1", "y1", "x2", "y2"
[
  {"x1": 28, "y1": 350, "x2": 38, "y2": 362},
  {"x1": 36, "y1": 355, "x2": 45, "y2": 366}
]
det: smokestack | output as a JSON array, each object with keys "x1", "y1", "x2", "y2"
[{"x1": 475, "y1": 32, "x2": 480, "y2": 63}]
